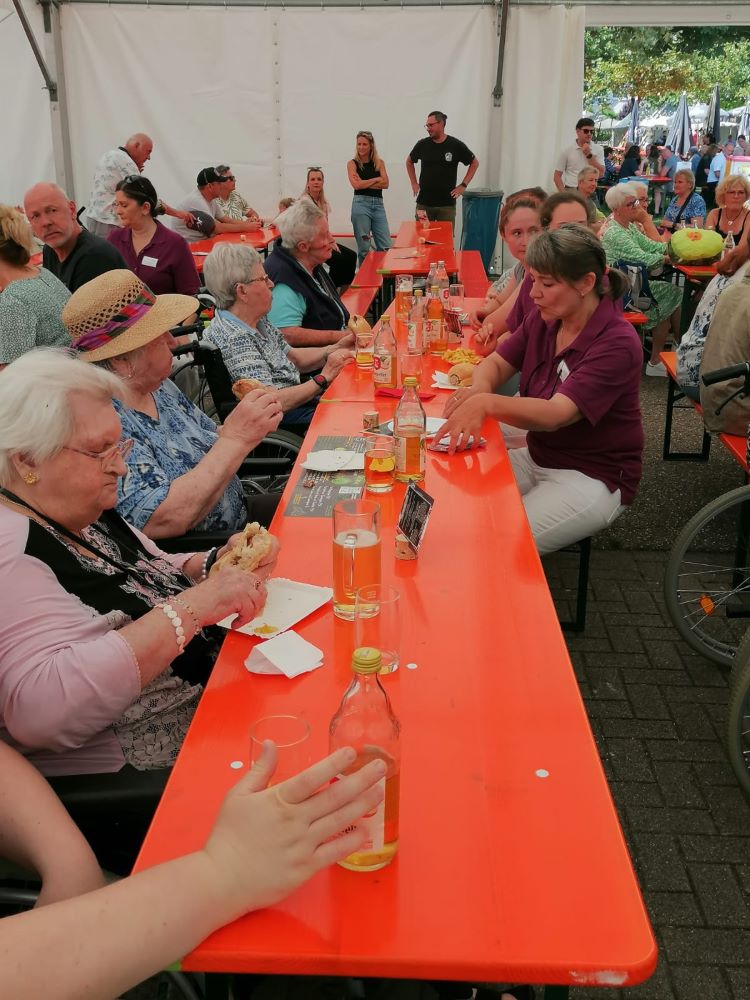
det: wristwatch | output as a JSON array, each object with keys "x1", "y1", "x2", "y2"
[
  {"x1": 586, "y1": 153, "x2": 593, "y2": 159},
  {"x1": 312, "y1": 373, "x2": 329, "y2": 392}
]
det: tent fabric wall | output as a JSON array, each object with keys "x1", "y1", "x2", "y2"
[{"x1": 25, "y1": 5, "x2": 497, "y2": 232}]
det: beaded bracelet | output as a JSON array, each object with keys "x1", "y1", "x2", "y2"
[
  {"x1": 172, "y1": 596, "x2": 201, "y2": 635},
  {"x1": 157, "y1": 603, "x2": 187, "y2": 655},
  {"x1": 200, "y1": 547, "x2": 219, "y2": 581}
]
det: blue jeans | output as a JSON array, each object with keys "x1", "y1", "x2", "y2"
[{"x1": 351, "y1": 195, "x2": 392, "y2": 265}]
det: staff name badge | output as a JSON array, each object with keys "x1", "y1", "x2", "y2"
[
  {"x1": 142, "y1": 256, "x2": 159, "y2": 268},
  {"x1": 557, "y1": 359, "x2": 571, "y2": 382},
  {"x1": 397, "y1": 483, "x2": 434, "y2": 553}
]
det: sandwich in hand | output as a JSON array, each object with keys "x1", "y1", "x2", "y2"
[
  {"x1": 211, "y1": 522, "x2": 275, "y2": 575},
  {"x1": 448, "y1": 362, "x2": 475, "y2": 388},
  {"x1": 232, "y1": 378, "x2": 266, "y2": 400}
]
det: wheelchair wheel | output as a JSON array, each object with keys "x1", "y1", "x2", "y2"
[
  {"x1": 242, "y1": 429, "x2": 304, "y2": 494},
  {"x1": 664, "y1": 485, "x2": 750, "y2": 668},
  {"x1": 727, "y1": 642, "x2": 750, "y2": 800}
]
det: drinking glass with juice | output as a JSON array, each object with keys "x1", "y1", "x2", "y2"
[{"x1": 332, "y1": 500, "x2": 382, "y2": 620}]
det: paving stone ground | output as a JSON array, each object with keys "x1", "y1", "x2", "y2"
[{"x1": 543, "y1": 548, "x2": 750, "y2": 1000}]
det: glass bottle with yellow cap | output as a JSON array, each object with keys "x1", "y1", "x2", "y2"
[{"x1": 329, "y1": 646, "x2": 401, "y2": 871}]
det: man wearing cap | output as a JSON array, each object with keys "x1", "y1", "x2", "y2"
[
  {"x1": 86, "y1": 133, "x2": 191, "y2": 239},
  {"x1": 65, "y1": 269, "x2": 284, "y2": 536},
  {"x1": 553, "y1": 118, "x2": 605, "y2": 192},
  {"x1": 24, "y1": 183, "x2": 125, "y2": 293},
  {"x1": 168, "y1": 168, "x2": 263, "y2": 244},
  {"x1": 405, "y1": 111, "x2": 478, "y2": 231}
]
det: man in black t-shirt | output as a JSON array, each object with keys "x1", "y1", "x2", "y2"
[
  {"x1": 406, "y1": 111, "x2": 479, "y2": 231},
  {"x1": 23, "y1": 183, "x2": 125, "y2": 293}
]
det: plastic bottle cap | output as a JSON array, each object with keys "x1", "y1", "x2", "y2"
[
  {"x1": 403, "y1": 377, "x2": 418, "y2": 387},
  {"x1": 352, "y1": 646, "x2": 383, "y2": 674}
]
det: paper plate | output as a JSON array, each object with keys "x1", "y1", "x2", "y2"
[
  {"x1": 217, "y1": 578, "x2": 333, "y2": 639},
  {"x1": 382, "y1": 416, "x2": 446, "y2": 440},
  {"x1": 431, "y1": 371, "x2": 457, "y2": 391},
  {"x1": 300, "y1": 450, "x2": 365, "y2": 472}
]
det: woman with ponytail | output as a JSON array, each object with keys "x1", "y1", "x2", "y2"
[{"x1": 438, "y1": 224, "x2": 644, "y2": 553}]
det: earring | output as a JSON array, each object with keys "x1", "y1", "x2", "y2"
[{"x1": 23, "y1": 472, "x2": 38, "y2": 485}]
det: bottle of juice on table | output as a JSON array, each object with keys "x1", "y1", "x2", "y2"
[
  {"x1": 394, "y1": 376, "x2": 426, "y2": 483},
  {"x1": 425, "y1": 284, "x2": 447, "y2": 355},
  {"x1": 436, "y1": 259, "x2": 450, "y2": 305},
  {"x1": 329, "y1": 646, "x2": 401, "y2": 872},
  {"x1": 395, "y1": 275, "x2": 414, "y2": 324},
  {"x1": 372, "y1": 315, "x2": 398, "y2": 389},
  {"x1": 407, "y1": 289, "x2": 425, "y2": 354},
  {"x1": 426, "y1": 261, "x2": 438, "y2": 289}
]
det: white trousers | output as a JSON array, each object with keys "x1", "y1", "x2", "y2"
[{"x1": 508, "y1": 447, "x2": 625, "y2": 555}]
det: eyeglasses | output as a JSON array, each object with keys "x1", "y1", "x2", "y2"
[
  {"x1": 64, "y1": 438, "x2": 134, "y2": 466},
  {"x1": 425, "y1": 121, "x2": 439, "y2": 129},
  {"x1": 357, "y1": 131, "x2": 373, "y2": 139},
  {"x1": 624, "y1": 199, "x2": 641, "y2": 208},
  {"x1": 236, "y1": 275, "x2": 273, "y2": 291}
]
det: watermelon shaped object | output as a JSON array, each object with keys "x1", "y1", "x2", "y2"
[{"x1": 669, "y1": 228, "x2": 724, "y2": 265}]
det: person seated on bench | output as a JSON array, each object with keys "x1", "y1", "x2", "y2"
[
  {"x1": 602, "y1": 182, "x2": 682, "y2": 376},
  {"x1": 437, "y1": 225, "x2": 644, "y2": 555},
  {"x1": 700, "y1": 268, "x2": 750, "y2": 435},
  {"x1": 265, "y1": 199, "x2": 352, "y2": 348},
  {"x1": 66, "y1": 270, "x2": 284, "y2": 538},
  {"x1": 0, "y1": 349, "x2": 274, "y2": 867},
  {"x1": 203, "y1": 243, "x2": 354, "y2": 432},
  {"x1": 676, "y1": 236, "x2": 750, "y2": 401}
]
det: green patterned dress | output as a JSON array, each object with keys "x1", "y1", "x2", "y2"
[{"x1": 601, "y1": 222, "x2": 682, "y2": 330}]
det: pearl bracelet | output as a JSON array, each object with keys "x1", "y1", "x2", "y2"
[
  {"x1": 157, "y1": 602, "x2": 188, "y2": 655},
  {"x1": 201, "y1": 547, "x2": 219, "y2": 581}
]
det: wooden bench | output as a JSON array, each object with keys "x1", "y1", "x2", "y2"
[
  {"x1": 660, "y1": 351, "x2": 748, "y2": 475},
  {"x1": 455, "y1": 250, "x2": 489, "y2": 296}
]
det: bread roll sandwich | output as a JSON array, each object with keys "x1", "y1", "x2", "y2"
[
  {"x1": 210, "y1": 522, "x2": 275, "y2": 575},
  {"x1": 348, "y1": 314, "x2": 372, "y2": 335},
  {"x1": 448, "y1": 362, "x2": 475, "y2": 388},
  {"x1": 232, "y1": 378, "x2": 266, "y2": 400}
]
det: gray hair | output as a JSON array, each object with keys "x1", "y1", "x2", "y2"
[
  {"x1": 203, "y1": 243, "x2": 264, "y2": 309},
  {"x1": 577, "y1": 166, "x2": 599, "y2": 183},
  {"x1": 605, "y1": 181, "x2": 640, "y2": 211},
  {"x1": 0, "y1": 348, "x2": 123, "y2": 486},
  {"x1": 278, "y1": 199, "x2": 325, "y2": 251}
]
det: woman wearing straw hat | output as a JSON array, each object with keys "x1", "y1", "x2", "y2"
[
  {"x1": 0, "y1": 347, "x2": 276, "y2": 867},
  {"x1": 64, "y1": 269, "x2": 284, "y2": 539}
]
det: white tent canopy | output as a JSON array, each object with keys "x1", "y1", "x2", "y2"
[{"x1": 3, "y1": 1, "x2": 750, "y2": 230}]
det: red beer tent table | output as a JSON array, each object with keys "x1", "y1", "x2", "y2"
[
  {"x1": 393, "y1": 220, "x2": 454, "y2": 249},
  {"x1": 134, "y1": 381, "x2": 655, "y2": 990},
  {"x1": 190, "y1": 228, "x2": 278, "y2": 273}
]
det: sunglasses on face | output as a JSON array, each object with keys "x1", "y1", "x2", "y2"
[
  {"x1": 221, "y1": 175, "x2": 236, "y2": 182},
  {"x1": 580, "y1": 128, "x2": 594, "y2": 134}
]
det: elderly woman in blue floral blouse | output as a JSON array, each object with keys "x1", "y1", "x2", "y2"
[
  {"x1": 66, "y1": 270, "x2": 284, "y2": 538},
  {"x1": 203, "y1": 243, "x2": 353, "y2": 431}
]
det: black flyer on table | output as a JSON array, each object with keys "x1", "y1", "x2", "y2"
[
  {"x1": 285, "y1": 435, "x2": 366, "y2": 518},
  {"x1": 397, "y1": 483, "x2": 434, "y2": 551}
]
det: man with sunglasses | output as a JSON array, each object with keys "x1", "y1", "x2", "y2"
[
  {"x1": 215, "y1": 165, "x2": 261, "y2": 223},
  {"x1": 169, "y1": 168, "x2": 263, "y2": 244},
  {"x1": 553, "y1": 118, "x2": 605, "y2": 192},
  {"x1": 406, "y1": 111, "x2": 478, "y2": 231}
]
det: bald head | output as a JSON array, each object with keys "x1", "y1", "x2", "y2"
[
  {"x1": 123, "y1": 133, "x2": 153, "y2": 170},
  {"x1": 23, "y1": 182, "x2": 80, "y2": 259}
]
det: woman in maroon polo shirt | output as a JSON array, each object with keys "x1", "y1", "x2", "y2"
[
  {"x1": 108, "y1": 176, "x2": 200, "y2": 297},
  {"x1": 439, "y1": 224, "x2": 644, "y2": 554}
]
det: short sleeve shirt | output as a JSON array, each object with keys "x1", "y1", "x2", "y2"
[
  {"x1": 87, "y1": 147, "x2": 139, "y2": 226},
  {"x1": 108, "y1": 221, "x2": 200, "y2": 296},
  {"x1": 0, "y1": 270, "x2": 71, "y2": 363},
  {"x1": 113, "y1": 379, "x2": 245, "y2": 533},
  {"x1": 409, "y1": 135, "x2": 475, "y2": 207},
  {"x1": 498, "y1": 296, "x2": 644, "y2": 503},
  {"x1": 267, "y1": 284, "x2": 308, "y2": 329},
  {"x1": 205, "y1": 310, "x2": 300, "y2": 388},
  {"x1": 216, "y1": 190, "x2": 251, "y2": 221},
  {"x1": 168, "y1": 191, "x2": 222, "y2": 243},
  {"x1": 663, "y1": 192, "x2": 707, "y2": 227},
  {"x1": 555, "y1": 141, "x2": 605, "y2": 187},
  {"x1": 42, "y1": 229, "x2": 125, "y2": 293}
]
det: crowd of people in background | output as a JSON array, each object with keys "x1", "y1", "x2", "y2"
[{"x1": 1, "y1": 106, "x2": 749, "y2": 997}]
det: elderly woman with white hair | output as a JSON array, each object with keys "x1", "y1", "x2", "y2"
[
  {"x1": 203, "y1": 243, "x2": 353, "y2": 431},
  {"x1": 64, "y1": 269, "x2": 284, "y2": 538},
  {"x1": 602, "y1": 182, "x2": 682, "y2": 376},
  {"x1": 264, "y1": 199, "x2": 352, "y2": 347},
  {"x1": 0, "y1": 348, "x2": 275, "y2": 862}
]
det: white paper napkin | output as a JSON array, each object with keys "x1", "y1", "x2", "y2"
[
  {"x1": 245, "y1": 631, "x2": 323, "y2": 678},
  {"x1": 301, "y1": 450, "x2": 365, "y2": 472}
]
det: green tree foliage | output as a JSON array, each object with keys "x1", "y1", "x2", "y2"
[{"x1": 585, "y1": 26, "x2": 750, "y2": 108}]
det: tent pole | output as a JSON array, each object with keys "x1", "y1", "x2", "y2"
[
  {"x1": 13, "y1": 0, "x2": 74, "y2": 197},
  {"x1": 43, "y1": 0, "x2": 75, "y2": 198}
]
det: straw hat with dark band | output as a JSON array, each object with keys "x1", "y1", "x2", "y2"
[{"x1": 63, "y1": 270, "x2": 198, "y2": 363}]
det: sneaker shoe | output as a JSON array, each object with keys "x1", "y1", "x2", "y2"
[{"x1": 645, "y1": 360, "x2": 667, "y2": 377}]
